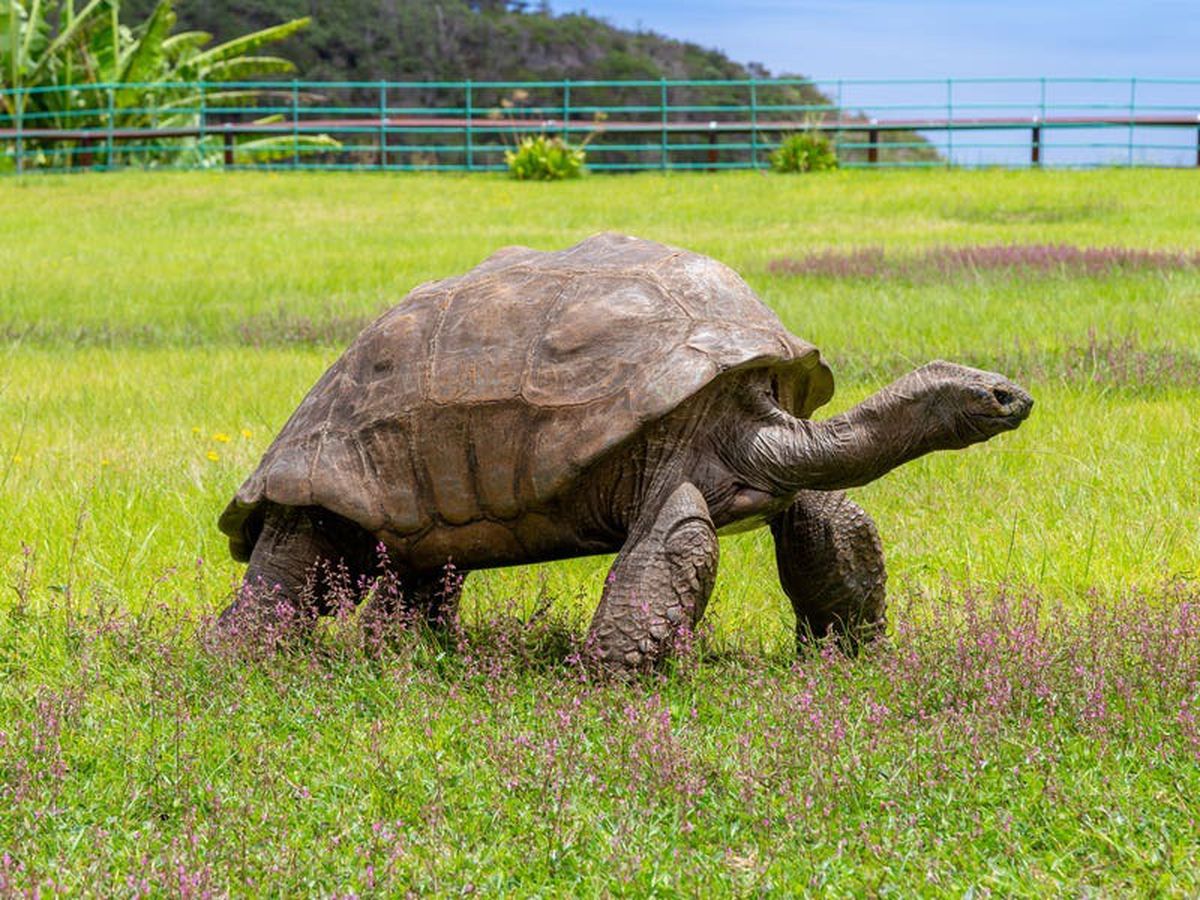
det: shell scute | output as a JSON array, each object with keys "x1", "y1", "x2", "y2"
[
  {"x1": 429, "y1": 271, "x2": 553, "y2": 405},
  {"x1": 411, "y1": 405, "x2": 478, "y2": 525},
  {"x1": 525, "y1": 274, "x2": 689, "y2": 408},
  {"x1": 468, "y1": 404, "x2": 528, "y2": 520},
  {"x1": 357, "y1": 419, "x2": 424, "y2": 535}
]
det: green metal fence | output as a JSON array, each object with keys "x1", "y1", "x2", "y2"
[{"x1": 2, "y1": 77, "x2": 1198, "y2": 174}]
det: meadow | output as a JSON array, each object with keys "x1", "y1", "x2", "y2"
[{"x1": 1, "y1": 169, "x2": 1198, "y2": 895}]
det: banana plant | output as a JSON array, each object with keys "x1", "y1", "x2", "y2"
[{"x1": 1, "y1": 0, "x2": 335, "y2": 169}]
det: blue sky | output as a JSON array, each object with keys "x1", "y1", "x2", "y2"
[{"x1": 567, "y1": 1, "x2": 1200, "y2": 80}]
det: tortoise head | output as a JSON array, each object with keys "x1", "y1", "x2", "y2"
[
  {"x1": 741, "y1": 359, "x2": 1035, "y2": 495},
  {"x1": 904, "y1": 360, "x2": 1034, "y2": 450}
]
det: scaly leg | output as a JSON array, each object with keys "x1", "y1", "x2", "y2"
[
  {"x1": 588, "y1": 482, "x2": 719, "y2": 673},
  {"x1": 769, "y1": 490, "x2": 887, "y2": 651}
]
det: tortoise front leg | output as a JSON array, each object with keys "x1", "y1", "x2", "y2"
[
  {"x1": 218, "y1": 505, "x2": 374, "y2": 635},
  {"x1": 769, "y1": 490, "x2": 887, "y2": 651},
  {"x1": 588, "y1": 482, "x2": 719, "y2": 673}
]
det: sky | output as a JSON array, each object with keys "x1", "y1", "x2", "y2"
[
  {"x1": 565, "y1": 0, "x2": 1199, "y2": 165},
  {"x1": 568, "y1": 1, "x2": 1200, "y2": 80}
]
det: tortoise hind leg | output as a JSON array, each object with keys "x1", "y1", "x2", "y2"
[
  {"x1": 769, "y1": 490, "x2": 887, "y2": 652},
  {"x1": 218, "y1": 505, "x2": 374, "y2": 635},
  {"x1": 587, "y1": 482, "x2": 719, "y2": 673}
]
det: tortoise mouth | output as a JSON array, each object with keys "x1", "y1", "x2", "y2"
[
  {"x1": 987, "y1": 382, "x2": 1034, "y2": 427},
  {"x1": 1001, "y1": 391, "x2": 1034, "y2": 424},
  {"x1": 972, "y1": 395, "x2": 1033, "y2": 432}
]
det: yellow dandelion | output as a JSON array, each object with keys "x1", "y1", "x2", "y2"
[
  {"x1": 241, "y1": 428, "x2": 253, "y2": 439},
  {"x1": 12, "y1": 453, "x2": 22, "y2": 464},
  {"x1": 206, "y1": 450, "x2": 220, "y2": 462},
  {"x1": 213, "y1": 432, "x2": 231, "y2": 443},
  {"x1": 192, "y1": 426, "x2": 201, "y2": 435},
  {"x1": 101, "y1": 458, "x2": 111, "y2": 467}
]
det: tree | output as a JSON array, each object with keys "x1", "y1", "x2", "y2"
[{"x1": 1, "y1": 0, "x2": 330, "y2": 168}]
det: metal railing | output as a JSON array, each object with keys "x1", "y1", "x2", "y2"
[{"x1": 2, "y1": 77, "x2": 1198, "y2": 174}]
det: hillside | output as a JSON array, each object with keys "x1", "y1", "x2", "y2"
[
  {"x1": 113, "y1": 0, "x2": 934, "y2": 164},
  {"x1": 124, "y1": 0, "x2": 808, "y2": 87}
]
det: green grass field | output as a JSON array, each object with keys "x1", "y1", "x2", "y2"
[{"x1": 2, "y1": 169, "x2": 1199, "y2": 894}]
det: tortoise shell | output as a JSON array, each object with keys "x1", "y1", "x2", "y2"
[{"x1": 219, "y1": 232, "x2": 834, "y2": 560}]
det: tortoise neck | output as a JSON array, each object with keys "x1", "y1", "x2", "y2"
[{"x1": 757, "y1": 381, "x2": 934, "y2": 492}]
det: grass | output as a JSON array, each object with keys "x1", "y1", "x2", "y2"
[{"x1": 1, "y1": 168, "x2": 1199, "y2": 894}]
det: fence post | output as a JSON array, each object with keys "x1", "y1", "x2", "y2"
[
  {"x1": 224, "y1": 124, "x2": 234, "y2": 167},
  {"x1": 1039, "y1": 77, "x2": 1048, "y2": 167},
  {"x1": 868, "y1": 123, "x2": 879, "y2": 165},
  {"x1": 379, "y1": 81, "x2": 388, "y2": 170},
  {"x1": 292, "y1": 79, "x2": 300, "y2": 169},
  {"x1": 14, "y1": 87, "x2": 23, "y2": 175},
  {"x1": 562, "y1": 79, "x2": 570, "y2": 142},
  {"x1": 945, "y1": 77, "x2": 954, "y2": 167},
  {"x1": 835, "y1": 79, "x2": 844, "y2": 159},
  {"x1": 1127, "y1": 76, "x2": 1136, "y2": 166},
  {"x1": 749, "y1": 79, "x2": 758, "y2": 168},
  {"x1": 1031, "y1": 120, "x2": 1041, "y2": 166},
  {"x1": 463, "y1": 82, "x2": 472, "y2": 174},
  {"x1": 105, "y1": 86, "x2": 115, "y2": 170},
  {"x1": 660, "y1": 79, "x2": 668, "y2": 170},
  {"x1": 78, "y1": 138, "x2": 96, "y2": 169},
  {"x1": 199, "y1": 81, "x2": 207, "y2": 164},
  {"x1": 1195, "y1": 117, "x2": 1200, "y2": 168}
]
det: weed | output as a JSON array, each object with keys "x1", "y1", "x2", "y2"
[
  {"x1": 505, "y1": 134, "x2": 588, "y2": 181},
  {"x1": 767, "y1": 242, "x2": 1200, "y2": 279},
  {"x1": 769, "y1": 130, "x2": 839, "y2": 173}
]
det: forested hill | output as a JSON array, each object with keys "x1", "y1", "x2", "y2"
[
  {"x1": 119, "y1": 0, "x2": 935, "y2": 162},
  {"x1": 123, "y1": 0, "x2": 812, "y2": 87}
]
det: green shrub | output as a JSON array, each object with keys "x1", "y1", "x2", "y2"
[
  {"x1": 769, "y1": 131, "x2": 839, "y2": 173},
  {"x1": 505, "y1": 135, "x2": 587, "y2": 181}
]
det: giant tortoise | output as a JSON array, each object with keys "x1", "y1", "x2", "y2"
[{"x1": 218, "y1": 232, "x2": 1033, "y2": 669}]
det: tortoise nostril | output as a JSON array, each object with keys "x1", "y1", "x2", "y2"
[{"x1": 992, "y1": 387, "x2": 1014, "y2": 406}]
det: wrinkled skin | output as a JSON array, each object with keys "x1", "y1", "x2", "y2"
[{"x1": 220, "y1": 358, "x2": 1032, "y2": 671}]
